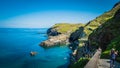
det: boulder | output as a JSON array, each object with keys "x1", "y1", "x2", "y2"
[{"x1": 30, "y1": 51, "x2": 37, "y2": 56}]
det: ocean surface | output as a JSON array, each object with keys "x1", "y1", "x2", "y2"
[{"x1": 0, "y1": 28, "x2": 71, "y2": 68}]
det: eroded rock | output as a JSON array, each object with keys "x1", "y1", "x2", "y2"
[{"x1": 40, "y1": 34, "x2": 69, "y2": 47}]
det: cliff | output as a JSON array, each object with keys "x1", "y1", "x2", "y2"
[
  {"x1": 84, "y1": 2, "x2": 120, "y2": 37},
  {"x1": 40, "y1": 23, "x2": 84, "y2": 47},
  {"x1": 88, "y1": 7, "x2": 120, "y2": 61},
  {"x1": 88, "y1": 2, "x2": 120, "y2": 50},
  {"x1": 69, "y1": 1, "x2": 120, "y2": 68},
  {"x1": 39, "y1": 1, "x2": 120, "y2": 67},
  {"x1": 70, "y1": 1, "x2": 120, "y2": 50},
  {"x1": 69, "y1": 2, "x2": 120, "y2": 43}
]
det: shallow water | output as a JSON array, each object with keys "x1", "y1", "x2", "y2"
[{"x1": 0, "y1": 28, "x2": 71, "y2": 68}]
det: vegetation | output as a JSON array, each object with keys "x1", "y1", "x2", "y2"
[
  {"x1": 89, "y1": 2, "x2": 120, "y2": 62},
  {"x1": 52, "y1": 23, "x2": 84, "y2": 34},
  {"x1": 83, "y1": 3, "x2": 120, "y2": 37},
  {"x1": 48, "y1": 2, "x2": 120, "y2": 68},
  {"x1": 69, "y1": 58, "x2": 90, "y2": 68},
  {"x1": 68, "y1": 2, "x2": 120, "y2": 68},
  {"x1": 101, "y1": 36, "x2": 120, "y2": 62}
]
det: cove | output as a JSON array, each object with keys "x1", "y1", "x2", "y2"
[{"x1": 0, "y1": 28, "x2": 71, "y2": 68}]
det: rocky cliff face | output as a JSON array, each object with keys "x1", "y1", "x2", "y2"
[
  {"x1": 69, "y1": 27, "x2": 84, "y2": 43},
  {"x1": 40, "y1": 34, "x2": 69, "y2": 47},
  {"x1": 47, "y1": 28, "x2": 61, "y2": 36}
]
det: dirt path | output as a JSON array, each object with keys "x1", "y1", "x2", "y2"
[{"x1": 98, "y1": 59, "x2": 120, "y2": 68}]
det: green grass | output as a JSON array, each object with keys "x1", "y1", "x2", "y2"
[
  {"x1": 52, "y1": 23, "x2": 84, "y2": 34},
  {"x1": 101, "y1": 50, "x2": 110, "y2": 59},
  {"x1": 83, "y1": 3, "x2": 120, "y2": 37}
]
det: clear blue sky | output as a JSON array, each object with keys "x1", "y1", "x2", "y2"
[{"x1": 0, "y1": 0, "x2": 119, "y2": 28}]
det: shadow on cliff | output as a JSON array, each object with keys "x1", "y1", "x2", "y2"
[{"x1": 68, "y1": 27, "x2": 84, "y2": 51}]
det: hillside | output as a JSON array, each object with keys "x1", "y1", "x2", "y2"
[
  {"x1": 69, "y1": 1, "x2": 120, "y2": 68},
  {"x1": 40, "y1": 1, "x2": 120, "y2": 67},
  {"x1": 47, "y1": 23, "x2": 84, "y2": 36},
  {"x1": 88, "y1": 2, "x2": 120, "y2": 50},
  {"x1": 83, "y1": 2, "x2": 120, "y2": 37},
  {"x1": 40, "y1": 23, "x2": 84, "y2": 47},
  {"x1": 88, "y1": 3, "x2": 120, "y2": 61},
  {"x1": 89, "y1": 7, "x2": 120, "y2": 57}
]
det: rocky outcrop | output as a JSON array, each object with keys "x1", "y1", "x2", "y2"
[
  {"x1": 69, "y1": 27, "x2": 84, "y2": 43},
  {"x1": 47, "y1": 28, "x2": 61, "y2": 36},
  {"x1": 40, "y1": 23, "x2": 84, "y2": 47},
  {"x1": 68, "y1": 27, "x2": 92, "y2": 65},
  {"x1": 40, "y1": 34, "x2": 69, "y2": 47}
]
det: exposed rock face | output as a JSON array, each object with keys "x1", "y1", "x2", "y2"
[
  {"x1": 47, "y1": 28, "x2": 61, "y2": 36},
  {"x1": 40, "y1": 34, "x2": 69, "y2": 47},
  {"x1": 69, "y1": 27, "x2": 84, "y2": 43},
  {"x1": 68, "y1": 27, "x2": 88, "y2": 64}
]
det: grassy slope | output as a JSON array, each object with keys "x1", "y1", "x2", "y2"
[
  {"x1": 84, "y1": 3, "x2": 120, "y2": 37},
  {"x1": 88, "y1": 3, "x2": 120, "y2": 62},
  {"x1": 52, "y1": 23, "x2": 84, "y2": 34},
  {"x1": 71, "y1": 2, "x2": 120, "y2": 68}
]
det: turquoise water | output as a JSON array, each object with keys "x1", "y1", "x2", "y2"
[{"x1": 0, "y1": 28, "x2": 71, "y2": 68}]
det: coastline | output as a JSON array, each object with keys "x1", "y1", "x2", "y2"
[{"x1": 39, "y1": 3, "x2": 120, "y2": 67}]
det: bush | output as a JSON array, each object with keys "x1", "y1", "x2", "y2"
[{"x1": 69, "y1": 58, "x2": 90, "y2": 68}]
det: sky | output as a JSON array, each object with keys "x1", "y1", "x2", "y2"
[{"x1": 0, "y1": 0, "x2": 119, "y2": 28}]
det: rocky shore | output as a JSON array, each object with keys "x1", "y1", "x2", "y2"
[
  {"x1": 40, "y1": 34, "x2": 69, "y2": 47},
  {"x1": 39, "y1": 23, "x2": 84, "y2": 47}
]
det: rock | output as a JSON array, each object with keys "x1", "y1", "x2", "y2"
[
  {"x1": 40, "y1": 34, "x2": 69, "y2": 47},
  {"x1": 72, "y1": 49, "x2": 77, "y2": 56},
  {"x1": 69, "y1": 27, "x2": 84, "y2": 43},
  {"x1": 47, "y1": 28, "x2": 61, "y2": 36},
  {"x1": 30, "y1": 51, "x2": 37, "y2": 56}
]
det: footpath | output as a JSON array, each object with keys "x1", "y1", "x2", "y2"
[{"x1": 98, "y1": 59, "x2": 120, "y2": 68}]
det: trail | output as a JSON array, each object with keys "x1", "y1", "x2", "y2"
[{"x1": 98, "y1": 59, "x2": 120, "y2": 68}]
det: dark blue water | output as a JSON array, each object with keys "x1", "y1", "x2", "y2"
[{"x1": 0, "y1": 28, "x2": 71, "y2": 68}]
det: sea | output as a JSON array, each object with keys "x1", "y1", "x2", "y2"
[{"x1": 0, "y1": 28, "x2": 71, "y2": 68}]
